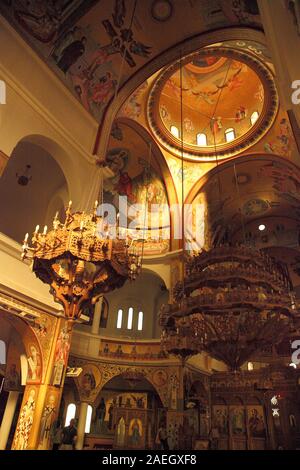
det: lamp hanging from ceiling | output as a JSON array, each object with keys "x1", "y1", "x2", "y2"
[
  {"x1": 21, "y1": 201, "x2": 141, "y2": 325},
  {"x1": 160, "y1": 245, "x2": 299, "y2": 369},
  {"x1": 21, "y1": 1, "x2": 142, "y2": 325}
]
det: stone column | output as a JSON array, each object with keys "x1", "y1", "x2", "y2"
[
  {"x1": 76, "y1": 402, "x2": 88, "y2": 450},
  {"x1": 91, "y1": 296, "x2": 103, "y2": 335},
  {"x1": 0, "y1": 391, "x2": 19, "y2": 449}
]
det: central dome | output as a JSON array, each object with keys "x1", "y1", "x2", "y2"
[{"x1": 147, "y1": 48, "x2": 278, "y2": 161}]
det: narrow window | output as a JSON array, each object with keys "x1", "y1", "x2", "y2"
[
  {"x1": 250, "y1": 111, "x2": 259, "y2": 125},
  {"x1": 196, "y1": 133, "x2": 207, "y2": 146},
  {"x1": 127, "y1": 307, "x2": 133, "y2": 330},
  {"x1": 116, "y1": 309, "x2": 123, "y2": 329},
  {"x1": 137, "y1": 311, "x2": 143, "y2": 331},
  {"x1": 170, "y1": 125, "x2": 179, "y2": 138},
  {"x1": 0, "y1": 340, "x2": 6, "y2": 365},
  {"x1": 65, "y1": 403, "x2": 76, "y2": 426},
  {"x1": 225, "y1": 128, "x2": 235, "y2": 142},
  {"x1": 85, "y1": 405, "x2": 93, "y2": 433}
]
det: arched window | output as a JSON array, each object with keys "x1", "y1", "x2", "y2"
[
  {"x1": 65, "y1": 403, "x2": 76, "y2": 426},
  {"x1": 250, "y1": 111, "x2": 259, "y2": 126},
  {"x1": 247, "y1": 362, "x2": 254, "y2": 371},
  {"x1": 0, "y1": 340, "x2": 6, "y2": 365},
  {"x1": 196, "y1": 133, "x2": 207, "y2": 146},
  {"x1": 85, "y1": 405, "x2": 93, "y2": 433},
  {"x1": 137, "y1": 311, "x2": 144, "y2": 331},
  {"x1": 116, "y1": 309, "x2": 123, "y2": 329},
  {"x1": 170, "y1": 125, "x2": 179, "y2": 138},
  {"x1": 127, "y1": 307, "x2": 133, "y2": 330},
  {"x1": 225, "y1": 128, "x2": 235, "y2": 142}
]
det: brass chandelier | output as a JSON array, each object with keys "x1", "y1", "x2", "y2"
[
  {"x1": 22, "y1": 201, "x2": 141, "y2": 324},
  {"x1": 159, "y1": 51, "x2": 299, "y2": 371},
  {"x1": 160, "y1": 245, "x2": 299, "y2": 370}
]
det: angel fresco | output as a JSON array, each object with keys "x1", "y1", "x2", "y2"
[
  {"x1": 102, "y1": 0, "x2": 151, "y2": 68},
  {"x1": 11, "y1": 0, "x2": 63, "y2": 43},
  {"x1": 47, "y1": 0, "x2": 151, "y2": 120},
  {"x1": 9, "y1": 1, "x2": 95, "y2": 44}
]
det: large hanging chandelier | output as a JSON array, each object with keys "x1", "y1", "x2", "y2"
[
  {"x1": 21, "y1": 201, "x2": 141, "y2": 324},
  {"x1": 160, "y1": 245, "x2": 299, "y2": 370},
  {"x1": 158, "y1": 50, "x2": 299, "y2": 371}
]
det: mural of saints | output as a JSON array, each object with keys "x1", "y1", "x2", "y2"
[
  {"x1": 212, "y1": 406, "x2": 228, "y2": 436},
  {"x1": 230, "y1": 406, "x2": 246, "y2": 435},
  {"x1": 52, "y1": 325, "x2": 70, "y2": 386},
  {"x1": 128, "y1": 418, "x2": 143, "y2": 447},
  {"x1": 13, "y1": 388, "x2": 36, "y2": 450},
  {"x1": 104, "y1": 148, "x2": 168, "y2": 225},
  {"x1": 27, "y1": 344, "x2": 42, "y2": 382},
  {"x1": 39, "y1": 394, "x2": 57, "y2": 449},
  {"x1": 247, "y1": 406, "x2": 266, "y2": 438},
  {"x1": 116, "y1": 417, "x2": 126, "y2": 447}
]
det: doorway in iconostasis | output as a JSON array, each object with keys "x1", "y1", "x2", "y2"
[{"x1": 90, "y1": 373, "x2": 164, "y2": 449}]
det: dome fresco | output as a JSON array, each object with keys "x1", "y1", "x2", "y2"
[{"x1": 148, "y1": 48, "x2": 278, "y2": 161}]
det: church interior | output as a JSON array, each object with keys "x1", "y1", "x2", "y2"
[{"x1": 1, "y1": 0, "x2": 300, "y2": 451}]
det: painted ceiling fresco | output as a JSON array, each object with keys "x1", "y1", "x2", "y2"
[
  {"x1": 0, "y1": 0, "x2": 261, "y2": 123},
  {"x1": 148, "y1": 46, "x2": 278, "y2": 161},
  {"x1": 105, "y1": 120, "x2": 171, "y2": 255},
  {"x1": 159, "y1": 55, "x2": 264, "y2": 147},
  {"x1": 116, "y1": 36, "x2": 298, "y2": 200}
]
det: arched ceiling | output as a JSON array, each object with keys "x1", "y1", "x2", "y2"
[
  {"x1": 189, "y1": 155, "x2": 300, "y2": 250},
  {"x1": 0, "y1": 141, "x2": 67, "y2": 243},
  {"x1": 0, "y1": 0, "x2": 262, "y2": 128},
  {"x1": 104, "y1": 119, "x2": 172, "y2": 255}
]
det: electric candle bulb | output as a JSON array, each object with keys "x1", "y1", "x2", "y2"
[
  {"x1": 34, "y1": 225, "x2": 39, "y2": 233},
  {"x1": 43, "y1": 225, "x2": 47, "y2": 235},
  {"x1": 24, "y1": 233, "x2": 29, "y2": 242}
]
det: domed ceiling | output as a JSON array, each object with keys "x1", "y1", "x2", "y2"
[{"x1": 148, "y1": 48, "x2": 278, "y2": 161}]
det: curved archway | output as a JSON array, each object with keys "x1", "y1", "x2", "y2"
[
  {"x1": 0, "y1": 137, "x2": 69, "y2": 243},
  {"x1": 83, "y1": 370, "x2": 165, "y2": 449},
  {"x1": 117, "y1": 118, "x2": 179, "y2": 252},
  {"x1": 0, "y1": 312, "x2": 43, "y2": 385},
  {"x1": 104, "y1": 117, "x2": 176, "y2": 255},
  {"x1": 117, "y1": 117, "x2": 178, "y2": 204},
  {"x1": 184, "y1": 153, "x2": 300, "y2": 249}
]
